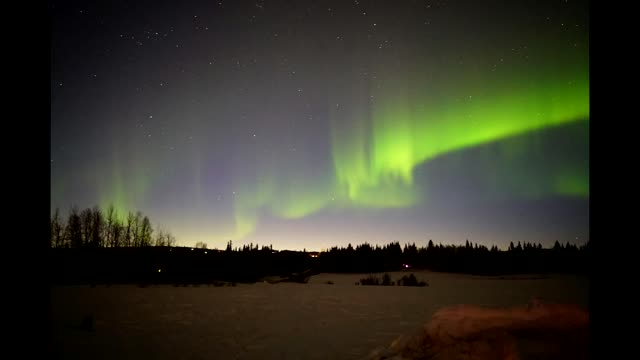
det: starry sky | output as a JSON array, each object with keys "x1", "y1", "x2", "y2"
[{"x1": 51, "y1": 0, "x2": 589, "y2": 250}]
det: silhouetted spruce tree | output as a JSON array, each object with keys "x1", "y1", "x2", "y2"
[
  {"x1": 91, "y1": 206, "x2": 104, "y2": 248},
  {"x1": 104, "y1": 205, "x2": 115, "y2": 247},
  {"x1": 112, "y1": 221, "x2": 123, "y2": 247},
  {"x1": 123, "y1": 212, "x2": 133, "y2": 247},
  {"x1": 51, "y1": 208, "x2": 64, "y2": 248},
  {"x1": 80, "y1": 208, "x2": 93, "y2": 247},
  {"x1": 133, "y1": 212, "x2": 143, "y2": 247},
  {"x1": 67, "y1": 206, "x2": 83, "y2": 248},
  {"x1": 140, "y1": 216, "x2": 153, "y2": 247}
]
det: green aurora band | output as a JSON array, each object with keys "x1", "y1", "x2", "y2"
[
  {"x1": 332, "y1": 70, "x2": 589, "y2": 207},
  {"x1": 232, "y1": 59, "x2": 589, "y2": 239}
]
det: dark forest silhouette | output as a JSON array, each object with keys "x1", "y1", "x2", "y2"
[
  {"x1": 49, "y1": 206, "x2": 590, "y2": 285},
  {"x1": 50, "y1": 205, "x2": 176, "y2": 249}
]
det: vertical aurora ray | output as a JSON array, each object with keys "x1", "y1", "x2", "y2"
[{"x1": 97, "y1": 141, "x2": 154, "y2": 220}]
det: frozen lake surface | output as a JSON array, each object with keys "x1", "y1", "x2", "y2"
[{"x1": 50, "y1": 271, "x2": 588, "y2": 360}]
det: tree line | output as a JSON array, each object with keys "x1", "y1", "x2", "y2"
[
  {"x1": 49, "y1": 206, "x2": 590, "y2": 283},
  {"x1": 317, "y1": 239, "x2": 590, "y2": 275},
  {"x1": 50, "y1": 205, "x2": 176, "y2": 249}
]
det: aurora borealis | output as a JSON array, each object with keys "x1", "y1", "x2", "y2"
[{"x1": 51, "y1": 0, "x2": 589, "y2": 250}]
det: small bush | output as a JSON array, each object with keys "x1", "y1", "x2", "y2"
[
  {"x1": 381, "y1": 273, "x2": 393, "y2": 286},
  {"x1": 397, "y1": 273, "x2": 428, "y2": 287},
  {"x1": 359, "y1": 273, "x2": 395, "y2": 286},
  {"x1": 360, "y1": 274, "x2": 380, "y2": 286}
]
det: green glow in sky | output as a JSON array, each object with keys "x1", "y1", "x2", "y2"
[
  {"x1": 230, "y1": 62, "x2": 589, "y2": 239},
  {"x1": 330, "y1": 61, "x2": 589, "y2": 207},
  {"x1": 82, "y1": 49, "x2": 589, "y2": 245}
]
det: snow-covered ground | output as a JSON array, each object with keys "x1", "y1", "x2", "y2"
[{"x1": 50, "y1": 271, "x2": 588, "y2": 360}]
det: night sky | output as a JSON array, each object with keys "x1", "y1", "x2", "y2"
[{"x1": 50, "y1": 0, "x2": 589, "y2": 250}]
